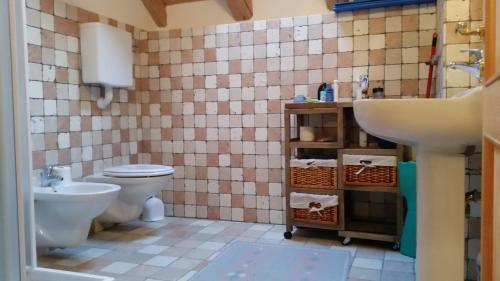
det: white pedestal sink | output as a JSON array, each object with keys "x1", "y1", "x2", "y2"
[{"x1": 353, "y1": 87, "x2": 483, "y2": 281}]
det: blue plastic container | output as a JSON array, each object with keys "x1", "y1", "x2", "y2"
[{"x1": 325, "y1": 85, "x2": 334, "y2": 102}]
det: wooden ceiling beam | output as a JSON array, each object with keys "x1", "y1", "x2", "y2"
[
  {"x1": 227, "y1": 0, "x2": 253, "y2": 21},
  {"x1": 326, "y1": 0, "x2": 336, "y2": 10},
  {"x1": 163, "y1": 0, "x2": 206, "y2": 5},
  {"x1": 144, "y1": 0, "x2": 253, "y2": 27},
  {"x1": 142, "y1": 0, "x2": 167, "y2": 27}
]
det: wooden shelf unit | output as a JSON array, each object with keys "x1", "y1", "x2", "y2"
[
  {"x1": 290, "y1": 187, "x2": 340, "y2": 195},
  {"x1": 284, "y1": 102, "x2": 405, "y2": 247},
  {"x1": 342, "y1": 220, "x2": 398, "y2": 242},
  {"x1": 338, "y1": 146, "x2": 405, "y2": 246},
  {"x1": 289, "y1": 139, "x2": 342, "y2": 149},
  {"x1": 284, "y1": 102, "x2": 348, "y2": 234}
]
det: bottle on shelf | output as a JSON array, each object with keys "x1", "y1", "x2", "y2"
[
  {"x1": 333, "y1": 80, "x2": 339, "y2": 102},
  {"x1": 359, "y1": 129, "x2": 367, "y2": 147},
  {"x1": 325, "y1": 84, "x2": 334, "y2": 102}
]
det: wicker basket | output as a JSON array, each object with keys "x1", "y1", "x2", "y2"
[
  {"x1": 343, "y1": 165, "x2": 397, "y2": 186},
  {"x1": 290, "y1": 159, "x2": 337, "y2": 189},
  {"x1": 292, "y1": 202, "x2": 338, "y2": 225},
  {"x1": 342, "y1": 154, "x2": 397, "y2": 187}
]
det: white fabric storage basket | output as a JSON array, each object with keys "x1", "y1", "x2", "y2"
[
  {"x1": 290, "y1": 192, "x2": 339, "y2": 225},
  {"x1": 342, "y1": 155, "x2": 396, "y2": 167},
  {"x1": 342, "y1": 154, "x2": 398, "y2": 187},
  {"x1": 290, "y1": 159, "x2": 338, "y2": 189},
  {"x1": 290, "y1": 159, "x2": 338, "y2": 168}
]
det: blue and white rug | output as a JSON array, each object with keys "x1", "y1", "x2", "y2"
[{"x1": 190, "y1": 241, "x2": 351, "y2": 281}]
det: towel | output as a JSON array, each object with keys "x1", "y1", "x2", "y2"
[
  {"x1": 290, "y1": 192, "x2": 338, "y2": 214},
  {"x1": 290, "y1": 159, "x2": 337, "y2": 168},
  {"x1": 343, "y1": 154, "x2": 397, "y2": 175},
  {"x1": 342, "y1": 154, "x2": 397, "y2": 167}
]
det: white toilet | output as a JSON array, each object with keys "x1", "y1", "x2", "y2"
[
  {"x1": 84, "y1": 164, "x2": 174, "y2": 223},
  {"x1": 34, "y1": 182, "x2": 120, "y2": 248}
]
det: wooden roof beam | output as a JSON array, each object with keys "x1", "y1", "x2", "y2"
[
  {"x1": 163, "y1": 0, "x2": 206, "y2": 5},
  {"x1": 142, "y1": 0, "x2": 167, "y2": 27},
  {"x1": 326, "y1": 0, "x2": 336, "y2": 10},
  {"x1": 227, "y1": 0, "x2": 253, "y2": 21},
  {"x1": 144, "y1": 0, "x2": 253, "y2": 27}
]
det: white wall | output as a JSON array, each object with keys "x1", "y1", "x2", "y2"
[
  {"x1": 58, "y1": 0, "x2": 330, "y2": 31},
  {"x1": 58, "y1": 0, "x2": 158, "y2": 30},
  {"x1": 165, "y1": 0, "x2": 330, "y2": 29}
]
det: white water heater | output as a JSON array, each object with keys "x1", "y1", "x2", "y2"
[{"x1": 80, "y1": 22, "x2": 133, "y2": 109}]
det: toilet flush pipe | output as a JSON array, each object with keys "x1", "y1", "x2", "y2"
[{"x1": 97, "y1": 86, "x2": 113, "y2": 109}]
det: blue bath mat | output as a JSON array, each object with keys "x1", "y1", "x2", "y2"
[{"x1": 190, "y1": 241, "x2": 351, "y2": 281}]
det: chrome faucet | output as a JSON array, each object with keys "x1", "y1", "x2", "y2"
[
  {"x1": 447, "y1": 49, "x2": 484, "y2": 80},
  {"x1": 40, "y1": 165, "x2": 63, "y2": 190}
]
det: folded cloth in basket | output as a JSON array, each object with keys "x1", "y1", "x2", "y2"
[
  {"x1": 342, "y1": 154, "x2": 397, "y2": 167},
  {"x1": 343, "y1": 154, "x2": 397, "y2": 175},
  {"x1": 290, "y1": 159, "x2": 338, "y2": 168},
  {"x1": 290, "y1": 192, "x2": 338, "y2": 212}
]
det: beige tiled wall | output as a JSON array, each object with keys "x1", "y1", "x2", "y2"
[
  {"x1": 136, "y1": 5, "x2": 438, "y2": 224},
  {"x1": 437, "y1": 0, "x2": 483, "y2": 97},
  {"x1": 27, "y1": 0, "x2": 438, "y2": 223},
  {"x1": 26, "y1": 0, "x2": 148, "y2": 179}
]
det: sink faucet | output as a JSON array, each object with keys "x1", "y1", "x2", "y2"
[
  {"x1": 40, "y1": 165, "x2": 63, "y2": 190},
  {"x1": 447, "y1": 49, "x2": 484, "y2": 81}
]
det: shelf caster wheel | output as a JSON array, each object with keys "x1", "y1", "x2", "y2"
[
  {"x1": 392, "y1": 242, "x2": 400, "y2": 251},
  {"x1": 341, "y1": 237, "x2": 351, "y2": 245},
  {"x1": 284, "y1": 231, "x2": 293, "y2": 239}
]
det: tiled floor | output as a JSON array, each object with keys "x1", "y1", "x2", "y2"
[{"x1": 38, "y1": 217, "x2": 415, "y2": 281}]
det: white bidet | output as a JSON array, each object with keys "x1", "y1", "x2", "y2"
[{"x1": 34, "y1": 182, "x2": 120, "y2": 248}]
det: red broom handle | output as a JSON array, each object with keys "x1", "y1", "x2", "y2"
[{"x1": 426, "y1": 33, "x2": 438, "y2": 98}]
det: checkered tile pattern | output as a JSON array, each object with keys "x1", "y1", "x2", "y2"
[
  {"x1": 26, "y1": 0, "x2": 146, "y2": 178},
  {"x1": 38, "y1": 217, "x2": 416, "y2": 281},
  {"x1": 435, "y1": 0, "x2": 483, "y2": 97},
  {"x1": 26, "y1": 0, "x2": 439, "y2": 225},
  {"x1": 138, "y1": 6, "x2": 439, "y2": 224},
  {"x1": 25, "y1": 0, "x2": 480, "y2": 279}
]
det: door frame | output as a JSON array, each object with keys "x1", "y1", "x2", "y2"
[
  {"x1": 1, "y1": 1, "x2": 113, "y2": 280},
  {"x1": 482, "y1": 0, "x2": 498, "y2": 279},
  {"x1": 0, "y1": 0, "x2": 31, "y2": 279}
]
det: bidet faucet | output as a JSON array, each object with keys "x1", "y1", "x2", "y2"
[{"x1": 40, "y1": 165, "x2": 63, "y2": 190}]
